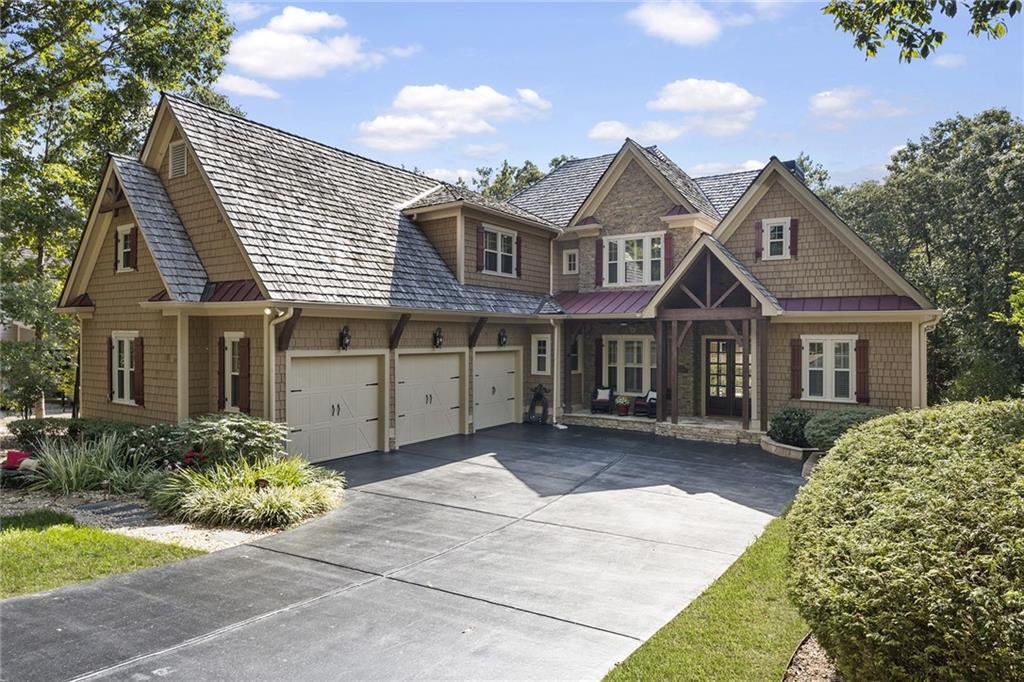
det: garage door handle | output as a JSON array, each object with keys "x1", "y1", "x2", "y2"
[
  {"x1": 491, "y1": 386, "x2": 496, "y2": 395},
  {"x1": 365, "y1": 417, "x2": 378, "y2": 423},
  {"x1": 290, "y1": 428, "x2": 303, "y2": 433},
  {"x1": 450, "y1": 405, "x2": 460, "y2": 410},
  {"x1": 366, "y1": 382, "x2": 378, "y2": 387}
]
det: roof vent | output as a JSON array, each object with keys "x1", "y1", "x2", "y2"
[
  {"x1": 782, "y1": 159, "x2": 805, "y2": 183},
  {"x1": 169, "y1": 141, "x2": 187, "y2": 179}
]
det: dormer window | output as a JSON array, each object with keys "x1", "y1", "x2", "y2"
[
  {"x1": 116, "y1": 224, "x2": 136, "y2": 272},
  {"x1": 603, "y1": 232, "x2": 664, "y2": 286},
  {"x1": 168, "y1": 140, "x2": 187, "y2": 178},
  {"x1": 482, "y1": 225, "x2": 517, "y2": 277}
]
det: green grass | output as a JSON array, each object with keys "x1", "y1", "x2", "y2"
[
  {"x1": 0, "y1": 510, "x2": 203, "y2": 599},
  {"x1": 604, "y1": 515, "x2": 807, "y2": 682}
]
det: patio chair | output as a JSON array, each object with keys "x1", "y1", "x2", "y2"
[
  {"x1": 633, "y1": 390, "x2": 657, "y2": 417},
  {"x1": 590, "y1": 387, "x2": 615, "y2": 414}
]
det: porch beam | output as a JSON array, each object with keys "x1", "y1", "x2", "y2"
[
  {"x1": 671, "y1": 321, "x2": 679, "y2": 424},
  {"x1": 741, "y1": 319, "x2": 750, "y2": 430},
  {"x1": 712, "y1": 281, "x2": 741, "y2": 309},
  {"x1": 660, "y1": 307, "x2": 761, "y2": 321},
  {"x1": 705, "y1": 251, "x2": 712, "y2": 306},
  {"x1": 675, "y1": 320, "x2": 692, "y2": 350},
  {"x1": 679, "y1": 284, "x2": 706, "y2": 308},
  {"x1": 563, "y1": 321, "x2": 574, "y2": 413},
  {"x1": 276, "y1": 307, "x2": 303, "y2": 352},
  {"x1": 758, "y1": 317, "x2": 769, "y2": 430},
  {"x1": 389, "y1": 313, "x2": 411, "y2": 350},
  {"x1": 724, "y1": 320, "x2": 741, "y2": 340},
  {"x1": 468, "y1": 316, "x2": 488, "y2": 348}
]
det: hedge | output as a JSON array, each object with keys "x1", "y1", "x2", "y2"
[
  {"x1": 767, "y1": 406, "x2": 813, "y2": 447},
  {"x1": 803, "y1": 407, "x2": 887, "y2": 451},
  {"x1": 787, "y1": 400, "x2": 1024, "y2": 681}
]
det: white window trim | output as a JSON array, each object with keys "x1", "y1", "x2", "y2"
[
  {"x1": 223, "y1": 331, "x2": 244, "y2": 412},
  {"x1": 482, "y1": 224, "x2": 518, "y2": 278},
  {"x1": 168, "y1": 140, "x2": 188, "y2": 178},
  {"x1": 531, "y1": 334, "x2": 551, "y2": 376},
  {"x1": 111, "y1": 330, "x2": 139, "y2": 405},
  {"x1": 562, "y1": 248, "x2": 579, "y2": 275},
  {"x1": 116, "y1": 224, "x2": 134, "y2": 273},
  {"x1": 602, "y1": 335, "x2": 657, "y2": 396},
  {"x1": 762, "y1": 217, "x2": 791, "y2": 261},
  {"x1": 602, "y1": 230, "x2": 666, "y2": 287},
  {"x1": 570, "y1": 336, "x2": 582, "y2": 375},
  {"x1": 801, "y1": 334, "x2": 857, "y2": 403}
]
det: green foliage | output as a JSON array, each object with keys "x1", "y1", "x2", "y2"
[
  {"x1": 9, "y1": 416, "x2": 138, "y2": 451},
  {"x1": 469, "y1": 155, "x2": 573, "y2": 200},
  {"x1": 149, "y1": 456, "x2": 345, "y2": 529},
  {"x1": 767, "y1": 406, "x2": 813, "y2": 447},
  {"x1": 945, "y1": 355, "x2": 1024, "y2": 401},
  {"x1": 176, "y1": 413, "x2": 286, "y2": 463},
  {"x1": 23, "y1": 433, "x2": 162, "y2": 495},
  {"x1": 824, "y1": 0, "x2": 1021, "y2": 61},
  {"x1": 788, "y1": 401, "x2": 1024, "y2": 680},
  {"x1": 1, "y1": 341, "x2": 62, "y2": 413},
  {"x1": 991, "y1": 271, "x2": 1024, "y2": 348},
  {"x1": 803, "y1": 407, "x2": 888, "y2": 451}
]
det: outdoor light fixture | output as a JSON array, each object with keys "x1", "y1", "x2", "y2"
[
  {"x1": 432, "y1": 327, "x2": 444, "y2": 348},
  {"x1": 339, "y1": 325, "x2": 352, "y2": 350},
  {"x1": 497, "y1": 328, "x2": 508, "y2": 347}
]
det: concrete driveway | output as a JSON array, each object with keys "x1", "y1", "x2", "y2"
[{"x1": 1, "y1": 424, "x2": 802, "y2": 681}]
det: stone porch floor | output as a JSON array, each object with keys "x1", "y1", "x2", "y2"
[{"x1": 560, "y1": 411, "x2": 762, "y2": 445}]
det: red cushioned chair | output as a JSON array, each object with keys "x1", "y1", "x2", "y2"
[{"x1": 590, "y1": 387, "x2": 615, "y2": 414}]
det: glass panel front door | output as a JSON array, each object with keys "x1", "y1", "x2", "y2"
[{"x1": 706, "y1": 339, "x2": 745, "y2": 417}]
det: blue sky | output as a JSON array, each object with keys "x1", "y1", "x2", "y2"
[{"x1": 219, "y1": 2, "x2": 1023, "y2": 185}]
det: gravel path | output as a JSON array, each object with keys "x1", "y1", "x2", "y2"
[{"x1": 783, "y1": 635, "x2": 841, "y2": 682}]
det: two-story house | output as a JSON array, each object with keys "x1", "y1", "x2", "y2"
[{"x1": 58, "y1": 95, "x2": 940, "y2": 460}]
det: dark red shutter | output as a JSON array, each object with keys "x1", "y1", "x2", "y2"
[
  {"x1": 217, "y1": 336, "x2": 226, "y2": 410},
  {"x1": 133, "y1": 337, "x2": 144, "y2": 406},
  {"x1": 663, "y1": 233, "x2": 673, "y2": 279},
  {"x1": 515, "y1": 235, "x2": 522, "y2": 277},
  {"x1": 789, "y1": 219, "x2": 799, "y2": 258},
  {"x1": 113, "y1": 229, "x2": 119, "y2": 271},
  {"x1": 855, "y1": 339, "x2": 870, "y2": 404},
  {"x1": 129, "y1": 226, "x2": 139, "y2": 268},
  {"x1": 238, "y1": 337, "x2": 251, "y2": 414},
  {"x1": 790, "y1": 338, "x2": 802, "y2": 399},
  {"x1": 755, "y1": 220, "x2": 763, "y2": 260},
  {"x1": 594, "y1": 337, "x2": 603, "y2": 386},
  {"x1": 107, "y1": 336, "x2": 113, "y2": 401},
  {"x1": 476, "y1": 226, "x2": 485, "y2": 272},
  {"x1": 595, "y1": 239, "x2": 604, "y2": 286}
]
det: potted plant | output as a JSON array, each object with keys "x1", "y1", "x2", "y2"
[{"x1": 614, "y1": 395, "x2": 631, "y2": 416}]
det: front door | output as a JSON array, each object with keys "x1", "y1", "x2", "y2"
[{"x1": 706, "y1": 339, "x2": 744, "y2": 417}]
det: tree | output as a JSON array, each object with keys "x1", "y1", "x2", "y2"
[
  {"x1": 824, "y1": 0, "x2": 1021, "y2": 61},
  {"x1": 470, "y1": 155, "x2": 574, "y2": 200},
  {"x1": 991, "y1": 272, "x2": 1024, "y2": 349}
]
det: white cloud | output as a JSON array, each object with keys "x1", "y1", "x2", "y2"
[
  {"x1": 215, "y1": 73, "x2": 281, "y2": 99},
  {"x1": 627, "y1": 1, "x2": 720, "y2": 46},
  {"x1": 385, "y1": 45, "x2": 421, "y2": 59},
  {"x1": 464, "y1": 142, "x2": 507, "y2": 158},
  {"x1": 357, "y1": 85, "x2": 551, "y2": 151},
  {"x1": 227, "y1": 3, "x2": 270, "y2": 22},
  {"x1": 690, "y1": 159, "x2": 764, "y2": 175},
  {"x1": 809, "y1": 87, "x2": 909, "y2": 129},
  {"x1": 648, "y1": 78, "x2": 765, "y2": 112},
  {"x1": 933, "y1": 53, "x2": 967, "y2": 68},
  {"x1": 426, "y1": 168, "x2": 475, "y2": 184},
  {"x1": 588, "y1": 120, "x2": 688, "y2": 143},
  {"x1": 266, "y1": 6, "x2": 345, "y2": 33}
]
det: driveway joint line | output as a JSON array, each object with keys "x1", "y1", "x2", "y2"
[
  {"x1": 353, "y1": 488, "x2": 521, "y2": 520},
  {"x1": 379, "y1": 446, "x2": 601, "y2": 483},
  {"x1": 517, "y1": 517, "x2": 743, "y2": 557}
]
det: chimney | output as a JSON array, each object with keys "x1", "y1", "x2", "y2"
[{"x1": 782, "y1": 159, "x2": 805, "y2": 183}]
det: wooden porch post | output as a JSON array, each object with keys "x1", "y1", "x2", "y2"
[
  {"x1": 741, "y1": 319, "x2": 750, "y2": 430},
  {"x1": 563, "y1": 321, "x2": 575, "y2": 414},
  {"x1": 671, "y1": 320, "x2": 679, "y2": 424},
  {"x1": 655, "y1": 319, "x2": 665, "y2": 421},
  {"x1": 758, "y1": 317, "x2": 769, "y2": 430}
]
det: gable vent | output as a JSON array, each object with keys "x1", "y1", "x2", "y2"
[{"x1": 169, "y1": 141, "x2": 187, "y2": 178}]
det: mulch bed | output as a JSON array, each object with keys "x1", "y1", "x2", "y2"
[{"x1": 783, "y1": 634, "x2": 841, "y2": 682}]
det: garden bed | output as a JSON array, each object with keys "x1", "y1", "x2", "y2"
[{"x1": 783, "y1": 635, "x2": 840, "y2": 682}]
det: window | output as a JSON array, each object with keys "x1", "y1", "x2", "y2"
[
  {"x1": 223, "y1": 332, "x2": 244, "y2": 411},
  {"x1": 569, "y1": 336, "x2": 581, "y2": 374},
  {"x1": 168, "y1": 140, "x2": 187, "y2": 178},
  {"x1": 762, "y1": 218, "x2": 791, "y2": 260},
  {"x1": 116, "y1": 224, "x2": 134, "y2": 272},
  {"x1": 483, "y1": 226, "x2": 517, "y2": 276},
  {"x1": 531, "y1": 334, "x2": 551, "y2": 375},
  {"x1": 802, "y1": 335, "x2": 857, "y2": 402},
  {"x1": 603, "y1": 232, "x2": 665, "y2": 286},
  {"x1": 603, "y1": 335, "x2": 656, "y2": 395},
  {"x1": 111, "y1": 331, "x2": 138, "y2": 404},
  {"x1": 562, "y1": 248, "x2": 579, "y2": 275}
]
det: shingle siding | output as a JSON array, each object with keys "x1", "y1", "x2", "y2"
[
  {"x1": 463, "y1": 212, "x2": 551, "y2": 294},
  {"x1": 418, "y1": 216, "x2": 459, "y2": 276}
]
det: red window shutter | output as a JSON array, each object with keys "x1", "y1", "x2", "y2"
[
  {"x1": 855, "y1": 339, "x2": 870, "y2": 404},
  {"x1": 663, "y1": 233, "x2": 673, "y2": 278},
  {"x1": 789, "y1": 219, "x2": 799, "y2": 258},
  {"x1": 594, "y1": 239, "x2": 604, "y2": 286},
  {"x1": 107, "y1": 336, "x2": 113, "y2": 401},
  {"x1": 515, "y1": 235, "x2": 522, "y2": 277},
  {"x1": 790, "y1": 338, "x2": 802, "y2": 399},
  {"x1": 217, "y1": 336, "x2": 226, "y2": 410},
  {"x1": 130, "y1": 226, "x2": 139, "y2": 268},
  {"x1": 476, "y1": 226, "x2": 485, "y2": 272},
  {"x1": 238, "y1": 337, "x2": 251, "y2": 414},
  {"x1": 133, "y1": 337, "x2": 145, "y2": 407},
  {"x1": 593, "y1": 337, "x2": 603, "y2": 386},
  {"x1": 755, "y1": 220, "x2": 763, "y2": 260},
  {"x1": 113, "y1": 228, "x2": 119, "y2": 271}
]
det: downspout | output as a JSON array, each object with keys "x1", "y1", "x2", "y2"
[{"x1": 265, "y1": 306, "x2": 294, "y2": 423}]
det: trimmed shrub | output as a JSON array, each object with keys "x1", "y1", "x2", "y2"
[
  {"x1": 176, "y1": 413, "x2": 286, "y2": 463},
  {"x1": 8, "y1": 417, "x2": 72, "y2": 450},
  {"x1": 788, "y1": 400, "x2": 1024, "y2": 681},
  {"x1": 149, "y1": 455, "x2": 344, "y2": 529},
  {"x1": 9, "y1": 417, "x2": 140, "y2": 452},
  {"x1": 803, "y1": 407, "x2": 888, "y2": 451},
  {"x1": 767, "y1": 406, "x2": 812, "y2": 447},
  {"x1": 23, "y1": 433, "x2": 162, "y2": 495}
]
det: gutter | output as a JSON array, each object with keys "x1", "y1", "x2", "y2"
[{"x1": 265, "y1": 306, "x2": 294, "y2": 423}]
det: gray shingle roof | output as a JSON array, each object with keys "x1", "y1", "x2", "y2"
[
  {"x1": 111, "y1": 154, "x2": 207, "y2": 301},
  {"x1": 405, "y1": 183, "x2": 555, "y2": 228},
  {"x1": 632, "y1": 142, "x2": 720, "y2": 220},
  {"x1": 164, "y1": 95, "x2": 558, "y2": 316},
  {"x1": 694, "y1": 169, "x2": 762, "y2": 217},
  {"x1": 508, "y1": 153, "x2": 617, "y2": 228}
]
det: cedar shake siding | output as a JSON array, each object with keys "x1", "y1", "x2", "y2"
[
  {"x1": 188, "y1": 316, "x2": 211, "y2": 416},
  {"x1": 724, "y1": 180, "x2": 896, "y2": 298},
  {"x1": 208, "y1": 315, "x2": 265, "y2": 418},
  {"x1": 554, "y1": 241, "x2": 580, "y2": 294},
  {"x1": 80, "y1": 209, "x2": 177, "y2": 424},
  {"x1": 463, "y1": 211, "x2": 551, "y2": 294},
  {"x1": 418, "y1": 216, "x2": 459, "y2": 276}
]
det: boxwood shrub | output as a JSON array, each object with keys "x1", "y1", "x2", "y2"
[
  {"x1": 767, "y1": 406, "x2": 813, "y2": 447},
  {"x1": 787, "y1": 400, "x2": 1024, "y2": 681},
  {"x1": 803, "y1": 406, "x2": 888, "y2": 451}
]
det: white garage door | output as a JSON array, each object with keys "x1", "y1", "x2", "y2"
[
  {"x1": 474, "y1": 351, "x2": 518, "y2": 431},
  {"x1": 397, "y1": 353, "x2": 462, "y2": 446},
  {"x1": 287, "y1": 355, "x2": 382, "y2": 462}
]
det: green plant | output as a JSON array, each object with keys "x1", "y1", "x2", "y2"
[
  {"x1": 614, "y1": 395, "x2": 631, "y2": 406},
  {"x1": 767, "y1": 406, "x2": 813, "y2": 447},
  {"x1": 149, "y1": 455, "x2": 344, "y2": 529},
  {"x1": 803, "y1": 407, "x2": 888, "y2": 451},
  {"x1": 24, "y1": 433, "x2": 162, "y2": 495},
  {"x1": 177, "y1": 413, "x2": 286, "y2": 463},
  {"x1": 8, "y1": 417, "x2": 72, "y2": 450},
  {"x1": 788, "y1": 400, "x2": 1024, "y2": 680}
]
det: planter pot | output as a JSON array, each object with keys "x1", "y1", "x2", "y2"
[{"x1": 616, "y1": 404, "x2": 629, "y2": 416}]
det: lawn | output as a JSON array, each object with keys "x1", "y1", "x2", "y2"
[
  {"x1": 0, "y1": 510, "x2": 203, "y2": 599},
  {"x1": 604, "y1": 514, "x2": 807, "y2": 682}
]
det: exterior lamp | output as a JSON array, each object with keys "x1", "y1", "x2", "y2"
[
  {"x1": 497, "y1": 328, "x2": 508, "y2": 347},
  {"x1": 432, "y1": 327, "x2": 444, "y2": 349},
  {"x1": 339, "y1": 325, "x2": 352, "y2": 350}
]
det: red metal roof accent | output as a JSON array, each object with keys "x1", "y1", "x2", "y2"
[
  {"x1": 201, "y1": 280, "x2": 263, "y2": 303},
  {"x1": 555, "y1": 289, "x2": 656, "y2": 315},
  {"x1": 779, "y1": 296, "x2": 921, "y2": 312}
]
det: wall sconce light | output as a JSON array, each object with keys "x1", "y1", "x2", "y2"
[
  {"x1": 432, "y1": 327, "x2": 444, "y2": 349},
  {"x1": 497, "y1": 328, "x2": 508, "y2": 347},
  {"x1": 339, "y1": 325, "x2": 352, "y2": 350}
]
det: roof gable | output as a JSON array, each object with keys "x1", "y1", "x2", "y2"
[{"x1": 508, "y1": 153, "x2": 616, "y2": 227}]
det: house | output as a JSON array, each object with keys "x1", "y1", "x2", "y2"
[{"x1": 58, "y1": 94, "x2": 940, "y2": 460}]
